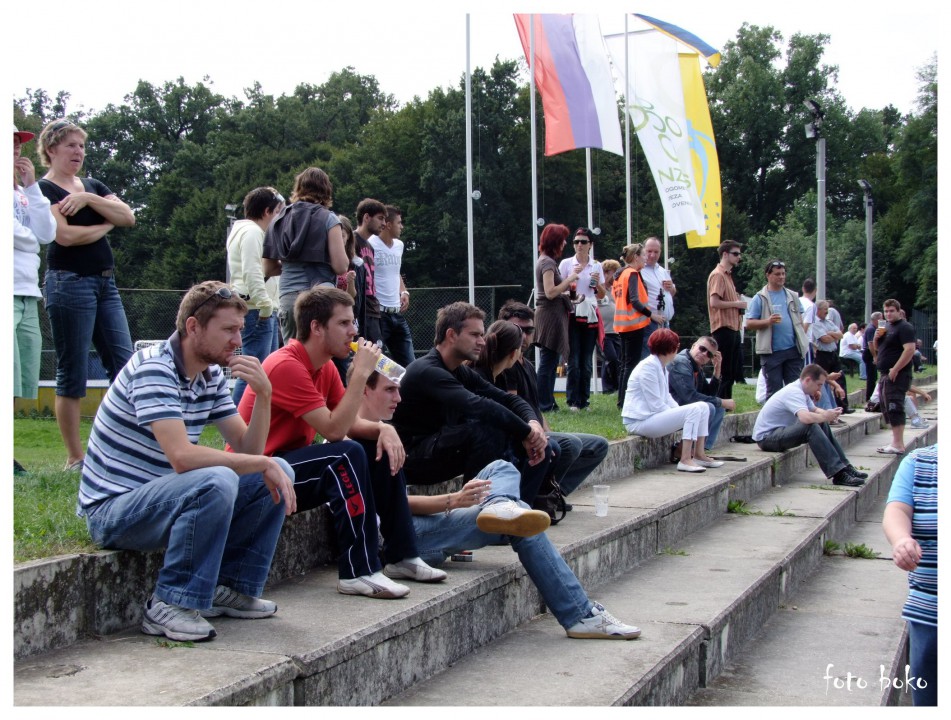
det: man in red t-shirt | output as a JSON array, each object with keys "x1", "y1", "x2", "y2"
[{"x1": 238, "y1": 286, "x2": 445, "y2": 599}]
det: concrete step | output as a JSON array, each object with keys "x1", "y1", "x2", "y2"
[
  {"x1": 383, "y1": 420, "x2": 936, "y2": 707},
  {"x1": 687, "y1": 493, "x2": 914, "y2": 706},
  {"x1": 13, "y1": 385, "x2": 937, "y2": 705}
]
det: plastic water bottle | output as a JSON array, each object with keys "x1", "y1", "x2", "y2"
[{"x1": 349, "y1": 342, "x2": 406, "y2": 384}]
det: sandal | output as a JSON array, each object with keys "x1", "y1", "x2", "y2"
[{"x1": 876, "y1": 446, "x2": 904, "y2": 455}]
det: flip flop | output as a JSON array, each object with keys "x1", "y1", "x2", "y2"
[{"x1": 877, "y1": 446, "x2": 904, "y2": 455}]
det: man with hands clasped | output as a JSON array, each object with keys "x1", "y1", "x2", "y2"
[
  {"x1": 79, "y1": 282, "x2": 297, "y2": 643},
  {"x1": 237, "y1": 286, "x2": 445, "y2": 600},
  {"x1": 752, "y1": 364, "x2": 867, "y2": 487}
]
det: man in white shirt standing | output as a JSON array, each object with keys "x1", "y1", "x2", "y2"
[
  {"x1": 369, "y1": 205, "x2": 414, "y2": 368},
  {"x1": 640, "y1": 236, "x2": 676, "y2": 360}
]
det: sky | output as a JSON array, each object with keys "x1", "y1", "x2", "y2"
[{"x1": 7, "y1": 0, "x2": 940, "y2": 118}]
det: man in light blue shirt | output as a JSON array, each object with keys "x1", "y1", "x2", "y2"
[{"x1": 745, "y1": 260, "x2": 809, "y2": 400}]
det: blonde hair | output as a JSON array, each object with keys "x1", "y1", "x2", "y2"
[
  {"x1": 620, "y1": 243, "x2": 643, "y2": 264},
  {"x1": 38, "y1": 120, "x2": 87, "y2": 168}
]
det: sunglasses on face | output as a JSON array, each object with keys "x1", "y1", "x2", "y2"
[
  {"x1": 698, "y1": 345, "x2": 714, "y2": 358},
  {"x1": 729, "y1": 251, "x2": 742, "y2": 257},
  {"x1": 192, "y1": 286, "x2": 234, "y2": 316},
  {"x1": 518, "y1": 325, "x2": 535, "y2": 335},
  {"x1": 574, "y1": 239, "x2": 590, "y2": 245}
]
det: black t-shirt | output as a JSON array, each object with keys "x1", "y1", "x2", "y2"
[
  {"x1": 876, "y1": 319, "x2": 916, "y2": 375},
  {"x1": 497, "y1": 359, "x2": 544, "y2": 424},
  {"x1": 39, "y1": 177, "x2": 116, "y2": 276},
  {"x1": 862, "y1": 324, "x2": 877, "y2": 355}
]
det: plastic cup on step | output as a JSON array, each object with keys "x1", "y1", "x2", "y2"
[{"x1": 593, "y1": 484, "x2": 610, "y2": 517}]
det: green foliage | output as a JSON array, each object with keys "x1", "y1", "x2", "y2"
[
  {"x1": 769, "y1": 506, "x2": 795, "y2": 517},
  {"x1": 728, "y1": 499, "x2": 754, "y2": 515},
  {"x1": 843, "y1": 542, "x2": 881, "y2": 559},
  {"x1": 659, "y1": 547, "x2": 688, "y2": 556},
  {"x1": 824, "y1": 540, "x2": 841, "y2": 555}
]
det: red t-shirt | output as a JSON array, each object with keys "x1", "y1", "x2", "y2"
[{"x1": 236, "y1": 339, "x2": 345, "y2": 456}]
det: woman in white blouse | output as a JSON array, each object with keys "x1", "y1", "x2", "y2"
[{"x1": 621, "y1": 328, "x2": 724, "y2": 473}]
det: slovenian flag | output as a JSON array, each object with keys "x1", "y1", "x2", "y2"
[{"x1": 514, "y1": 14, "x2": 623, "y2": 157}]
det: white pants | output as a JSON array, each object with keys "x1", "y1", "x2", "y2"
[{"x1": 624, "y1": 401, "x2": 710, "y2": 441}]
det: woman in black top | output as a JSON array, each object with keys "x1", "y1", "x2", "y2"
[{"x1": 38, "y1": 120, "x2": 136, "y2": 471}]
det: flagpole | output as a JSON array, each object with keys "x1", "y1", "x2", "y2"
[
  {"x1": 586, "y1": 149, "x2": 593, "y2": 231},
  {"x1": 530, "y1": 16, "x2": 540, "y2": 300},
  {"x1": 624, "y1": 13, "x2": 632, "y2": 244},
  {"x1": 465, "y1": 15, "x2": 476, "y2": 305}
]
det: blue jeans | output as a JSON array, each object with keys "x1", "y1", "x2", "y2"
[
  {"x1": 566, "y1": 320, "x2": 598, "y2": 409},
  {"x1": 600, "y1": 333, "x2": 620, "y2": 393},
  {"x1": 548, "y1": 432, "x2": 609, "y2": 495},
  {"x1": 233, "y1": 309, "x2": 277, "y2": 405},
  {"x1": 84, "y1": 460, "x2": 291, "y2": 609},
  {"x1": 536, "y1": 345, "x2": 560, "y2": 412},
  {"x1": 761, "y1": 346, "x2": 804, "y2": 401},
  {"x1": 757, "y1": 422, "x2": 848, "y2": 479},
  {"x1": 44, "y1": 270, "x2": 133, "y2": 397},
  {"x1": 379, "y1": 311, "x2": 416, "y2": 368},
  {"x1": 907, "y1": 620, "x2": 937, "y2": 706},
  {"x1": 705, "y1": 403, "x2": 726, "y2": 451},
  {"x1": 412, "y1": 460, "x2": 592, "y2": 629}
]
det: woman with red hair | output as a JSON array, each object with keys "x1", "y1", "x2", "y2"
[
  {"x1": 621, "y1": 328, "x2": 724, "y2": 473},
  {"x1": 534, "y1": 223, "x2": 579, "y2": 412}
]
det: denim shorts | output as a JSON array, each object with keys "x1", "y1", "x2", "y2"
[{"x1": 43, "y1": 269, "x2": 133, "y2": 397}]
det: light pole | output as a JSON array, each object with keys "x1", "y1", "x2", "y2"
[
  {"x1": 858, "y1": 180, "x2": 874, "y2": 320},
  {"x1": 804, "y1": 99, "x2": 826, "y2": 300},
  {"x1": 224, "y1": 203, "x2": 238, "y2": 283}
]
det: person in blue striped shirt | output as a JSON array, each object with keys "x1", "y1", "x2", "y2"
[
  {"x1": 79, "y1": 281, "x2": 297, "y2": 643},
  {"x1": 883, "y1": 444, "x2": 937, "y2": 706}
]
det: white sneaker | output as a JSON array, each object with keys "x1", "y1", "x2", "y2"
[
  {"x1": 141, "y1": 594, "x2": 217, "y2": 642},
  {"x1": 383, "y1": 557, "x2": 447, "y2": 583},
  {"x1": 337, "y1": 571, "x2": 410, "y2": 599},
  {"x1": 201, "y1": 585, "x2": 277, "y2": 619},
  {"x1": 566, "y1": 602, "x2": 641, "y2": 640},
  {"x1": 910, "y1": 416, "x2": 931, "y2": 429},
  {"x1": 476, "y1": 500, "x2": 551, "y2": 537},
  {"x1": 695, "y1": 458, "x2": 724, "y2": 468},
  {"x1": 676, "y1": 462, "x2": 706, "y2": 473}
]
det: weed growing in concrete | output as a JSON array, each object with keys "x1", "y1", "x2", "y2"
[
  {"x1": 154, "y1": 639, "x2": 196, "y2": 649},
  {"x1": 824, "y1": 540, "x2": 842, "y2": 555},
  {"x1": 659, "y1": 546, "x2": 688, "y2": 556},
  {"x1": 770, "y1": 506, "x2": 795, "y2": 516},
  {"x1": 844, "y1": 542, "x2": 880, "y2": 559},
  {"x1": 728, "y1": 499, "x2": 754, "y2": 515}
]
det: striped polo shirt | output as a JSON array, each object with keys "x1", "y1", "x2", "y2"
[
  {"x1": 887, "y1": 444, "x2": 938, "y2": 627},
  {"x1": 78, "y1": 332, "x2": 237, "y2": 514}
]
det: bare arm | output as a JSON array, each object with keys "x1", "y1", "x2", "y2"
[
  {"x1": 883, "y1": 501, "x2": 921, "y2": 571},
  {"x1": 263, "y1": 257, "x2": 282, "y2": 278},
  {"x1": 49, "y1": 205, "x2": 114, "y2": 246},
  {"x1": 543, "y1": 268, "x2": 577, "y2": 300},
  {"x1": 299, "y1": 342, "x2": 380, "y2": 442},
  {"x1": 406, "y1": 479, "x2": 492, "y2": 515}
]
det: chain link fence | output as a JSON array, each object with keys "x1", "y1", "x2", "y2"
[{"x1": 36, "y1": 285, "x2": 529, "y2": 381}]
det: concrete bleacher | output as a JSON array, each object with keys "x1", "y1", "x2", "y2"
[{"x1": 13, "y1": 378, "x2": 937, "y2": 706}]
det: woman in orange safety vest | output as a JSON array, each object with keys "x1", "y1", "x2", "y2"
[{"x1": 613, "y1": 243, "x2": 650, "y2": 409}]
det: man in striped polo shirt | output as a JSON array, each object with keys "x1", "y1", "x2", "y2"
[{"x1": 79, "y1": 281, "x2": 297, "y2": 643}]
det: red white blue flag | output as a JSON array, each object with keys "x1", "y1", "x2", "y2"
[{"x1": 514, "y1": 14, "x2": 623, "y2": 157}]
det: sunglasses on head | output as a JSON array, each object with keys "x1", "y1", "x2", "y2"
[
  {"x1": 192, "y1": 286, "x2": 234, "y2": 316},
  {"x1": 767, "y1": 261, "x2": 786, "y2": 271}
]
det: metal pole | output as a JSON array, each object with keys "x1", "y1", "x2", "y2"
[
  {"x1": 586, "y1": 148, "x2": 594, "y2": 230},
  {"x1": 624, "y1": 14, "x2": 632, "y2": 244},
  {"x1": 530, "y1": 16, "x2": 540, "y2": 367},
  {"x1": 863, "y1": 188, "x2": 874, "y2": 319},
  {"x1": 816, "y1": 136, "x2": 827, "y2": 300},
  {"x1": 465, "y1": 15, "x2": 475, "y2": 305}
]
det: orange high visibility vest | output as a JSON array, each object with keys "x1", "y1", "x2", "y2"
[{"x1": 613, "y1": 267, "x2": 650, "y2": 333}]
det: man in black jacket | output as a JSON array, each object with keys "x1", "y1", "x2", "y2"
[
  {"x1": 667, "y1": 337, "x2": 736, "y2": 452},
  {"x1": 391, "y1": 302, "x2": 551, "y2": 503}
]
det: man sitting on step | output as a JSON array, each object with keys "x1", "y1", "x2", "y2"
[
  {"x1": 752, "y1": 364, "x2": 868, "y2": 487},
  {"x1": 236, "y1": 286, "x2": 445, "y2": 601},
  {"x1": 356, "y1": 369, "x2": 641, "y2": 640},
  {"x1": 79, "y1": 282, "x2": 297, "y2": 643}
]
